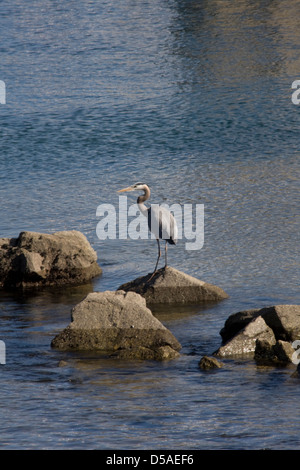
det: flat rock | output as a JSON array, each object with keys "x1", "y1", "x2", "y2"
[
  {"x1": 0, "y1": 230, "x2": 102, "y2": 289},
  {"x1": 51, "y1": 290, "x2": 181, "y2": 360},
  {"x1": 118, "y1": 266, "x2": 228, "y2": 306},
  {"x1": 260, "y1": 305, "x2": 300, "y2": 342}
]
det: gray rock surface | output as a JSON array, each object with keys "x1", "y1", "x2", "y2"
[
  {"x1": 215, "y1": 316, "x2": 276, "y2": 358},
  {"x1": 215, "y1": 305, "x2": 300, "y2": 361},
  {"x1": 220, "y1": 308, "x2": 261, "y2": 343},
  {"x1": 118, "y1": 266, "x2": 228, "y2": 306},
  {"x1": 0, "y1": 230, "x2": 102, "y2": 289},
  {"x1": 51, "y1": 290, "x2": 181, "y2": 360},
  {"x1": 261, "y1": 305, "x2": 300, "y2": 342},
  {"x1": 199, "y1": 355, "x2": 224, "y2": 370},
  {"x1": 255, "y1": 338, "x2": 295, "y2": 364}
]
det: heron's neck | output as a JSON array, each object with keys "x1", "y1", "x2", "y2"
[{"x1": 137, "y1": 186, "x2": 150, "y2": 215}]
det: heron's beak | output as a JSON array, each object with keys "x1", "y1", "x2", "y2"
[{"x1": 117, "y1": 186, "x2": 133, "y2": 193}]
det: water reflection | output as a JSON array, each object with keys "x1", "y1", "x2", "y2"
[{"x1": 171, "y1": 0, "x2": 300, "y2": 83}]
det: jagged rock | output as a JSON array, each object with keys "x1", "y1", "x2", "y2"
[
  {"x1": 220, "y1": 305, "x2": 300, "y2": 344},
  {"x1": 216, "y1": 305, "x2": 300, "y2": 361},
  {"x1": 215, "y1": 316, "x2": 276, "y2": 358},
  {"x1": 254, "y1": 338, "x2": 277, "y2": 363},
  {"x1": 220, "y1": 309, "x2": 261, "y2": 343},
  {"x1": 199, "y1": 355, "x2": 224, "y2": 370},
  {"x1": 260, "y1": 305, "x2": 300, "y2": 342},
  {"x1": 118, "y1": 266, "x2": 228, "y2": 306},
  {"x1": 0, "y1": 230, "x2": 102, "y2": 289},
  {"x1": 51, "y1": 290, "x2": 181, "y2": 360},
  {"x1": 291, "y1": 363, "x2": 300, "y2": 379},
  {"x1": 111, "y1": 345, "x2": 180, "y2": 361},
  {"x1": 255, "y1": 339, "x2": 295, "y2": 364}
]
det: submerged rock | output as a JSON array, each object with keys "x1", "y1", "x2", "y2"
[
  {"x1": 291, "y1": 363, "x2": 300, "y2": 379},
  {"x1": 118, "y1": 266, "x2": 228, "y2": 306},
  {"x1": 51, "y1": 290, "x2": 181, "y2": 360},
  {"x1": 215, "y1": 305, "x2": 300, "y2": 361},
  {"x1": 0, "y1": 230, "x2": 102, "y2": 289},
  {"x1": 111, "y1": 345, "x2": 180, "y2": 361},
  {"x1": 199, "y1": 355, "x2": 224, "y2": 370}
]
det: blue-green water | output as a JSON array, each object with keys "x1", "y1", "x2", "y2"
[{"x1": 0, "y1": 0, "x2": 299, "y2": 449}]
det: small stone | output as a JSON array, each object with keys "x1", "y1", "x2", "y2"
[{"x1": 199, "y1": 356, "x2": 224, "y2": 370}]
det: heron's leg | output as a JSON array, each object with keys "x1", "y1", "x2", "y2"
[
  {"x1": 154, "y1": 238, "x2": 161, "y2": 272},
  {"x1": 165, "y1": 241, "x2": 168, "y2": 268},
  {"x1": 148, "y1": 239, "x2": 161, "y2": 282}
]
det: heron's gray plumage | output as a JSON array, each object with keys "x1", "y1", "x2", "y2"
[{"x1": 117, "y1": 182, "x2": 178, "y2": 275}]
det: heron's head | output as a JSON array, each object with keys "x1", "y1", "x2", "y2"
[{"x1": 117, "y1": 182, "x2": 148, "y2": 193}]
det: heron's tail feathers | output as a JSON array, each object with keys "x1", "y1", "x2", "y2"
[{"x1": 167, "y1": 237, "x2": 177, "y2": 245}]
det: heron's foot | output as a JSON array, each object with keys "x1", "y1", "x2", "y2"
[{"x1": 147, "y1": 270, "x2": 157, "y2": 283}]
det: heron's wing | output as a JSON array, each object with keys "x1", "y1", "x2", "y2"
[{"x1": 148, "y1": 206, "x2": 178, "y2": 242}]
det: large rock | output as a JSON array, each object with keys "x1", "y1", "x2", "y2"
[
  {"x1": 118, "y1": 267, "x2": 228, "y2": 306},
  {"x1": 291, "y1": 363, "x2": 300, "y2": 379},
  {"x1": 51, "y1": 290, "x2": 181, "y2": 360},
  {"x1": 215, "y1": 316, "x2": 276, "y2": 358},
  {"x1": 254, "y1": 339, "x2": 295, "y2": 365},
  {"x1": 0, "y1": 231, "x2": 102, "y2": 289},
  {"x1": 220, "y1": 305, "x2": 300, "y2": 344},
  {"x1": 215, "y1": 305, "x2": 300, "y2": 360},
  {"x1": 220, "y1": 308, "x2": 261, "y2": 343}
]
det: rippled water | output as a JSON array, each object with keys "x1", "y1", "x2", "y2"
[{"x1": 0, "y1": 0, "x2": 299, "y2": 449}]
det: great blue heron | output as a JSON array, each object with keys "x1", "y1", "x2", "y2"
[{"x1": 117, "y1": 183, "x2": 178, "y2": 275}]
